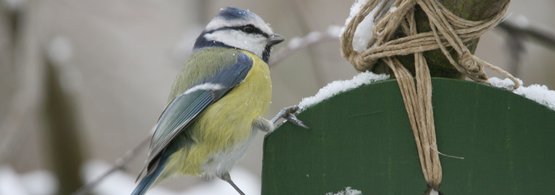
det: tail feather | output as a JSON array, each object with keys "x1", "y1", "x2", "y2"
[{"x1": 131, "y1": 157, "x2": 167, "y2": 195}]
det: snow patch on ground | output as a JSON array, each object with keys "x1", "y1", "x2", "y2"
[
  {"x1": 83, "y1": 160, "x2": 260, "y2": 195},
  {"x1": 0, "y1": 160, "x2": 260, "y2": 195},
  {"x1": 0, "y1": 165, "x2": 57, "y2": 195}
]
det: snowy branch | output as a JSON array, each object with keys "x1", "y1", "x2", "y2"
[
  {"x1": 269, "y1": 26, "x2": 342, "y2": 67},
  {"x1": 497, "y1": 17, "x2": 555, "y2": 75},
  {"x1": 498, "y1": 18, "x2": 555, "y2": 50}
]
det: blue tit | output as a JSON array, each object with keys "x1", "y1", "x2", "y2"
[{"x1": 131, "y1": 7, "x2": 285, "y2": 195}]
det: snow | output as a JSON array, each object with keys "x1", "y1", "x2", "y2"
[
  {"x1": 513, "y1": 15, "x2": 530, "y2": 28},
  {"x1": 488, "y1": 77, "x2": 555, "y2": 110},
  {"x1": 286, "y1": 31, "x2": 325, "y2": 50},
  {"x1": 82, "y1": 160, "x2": 261, "y2": 195},
  {"x1": 288, "y1": 37, "x2": 303, "y2": 49},
  {"x1": 325, "y1": 186, "x2": 362, "y2": 195},
  {"x1": 0, "y1": 166, "x2": 28, "y2": 195},
  {"x1": 0, "y1": 160, "x2": 260, "y2": 195},
  {"x1": 4, "y1": 0, "x2": 26, "y2": 11},
  {"x1": 306, "y1": 31, "x2": 323, "y2": 42},
  {"x1": 286, "y1": 26, "x2": 344, "y2": 51},
  {"x1": 389, "y1": 6, "x2": 398, "y2": 13},
  {"x1": 298, "y1": 71, "x2": 389, "y2": 110},
  {"x1": 488, "y1": 77, "x2": 522, "y2": 90},
  {"x1": 344, "y1": 0, "x2": 382, "y2": 52},
  {"x1": 283, "y1": 25, "x2": 343, "y2": 52},
  {"x1": 327, "y1": 25, "x2": 344, "y2": 38},
  {"x1": 297, "y1": 74, "x2": 555, "y2": 112},
  {"x1": 345, "y1": 0, "x2": 369, "y2": 26},
  {"x1": 82, "y1": 161, "x2": 175, "y2": 195},
  {"x1": 19, "y1": 171, "x2": 57, "y2": 195},
  {"x1": 47, "y1": 36, "x2": 83, "y2": 93},
  {"x1": 47, "y1": 36, "x2": 73, "y2": 65},
  {"x1": 0, "y1": 166, "x2": 56, "y2": 195},
  {"x1": 352, "y1": 10, "x2": 375, "y2": 52}
]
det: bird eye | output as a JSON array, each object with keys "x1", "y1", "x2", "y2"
[{"x1": 242, "y1": 25, "x2": 256, "y2": 33}]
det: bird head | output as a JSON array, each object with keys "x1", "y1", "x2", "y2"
[{"x1": 194, "y1": 7, "x2": 284, "y2": 62}]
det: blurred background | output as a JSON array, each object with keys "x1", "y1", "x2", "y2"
[{"x1": 0, "y1": 0, "x2": 554, "y2": 194}]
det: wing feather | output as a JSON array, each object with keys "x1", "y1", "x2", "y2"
[{"x1": 144, "y1": 52, "x2": 253, "y2": 171}]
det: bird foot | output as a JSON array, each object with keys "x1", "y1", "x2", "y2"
[
  {"x1": 270, "y1": 105, "x2": 308, "y2": 129},
  {"x1": 219, "y1": 172, "x2": 245, "y2": 195}
]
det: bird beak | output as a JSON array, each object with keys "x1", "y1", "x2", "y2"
[{"x1": 269, "y1": 34, "x2": 284, "y2": 46}]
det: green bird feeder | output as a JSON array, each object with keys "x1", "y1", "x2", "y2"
[{"x1": 262, "y1": 78, "x2": 555, "y2": 194}]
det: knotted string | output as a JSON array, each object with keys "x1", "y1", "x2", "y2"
[{"x1": 341, "y1": 0, "x2": 515, "y2": 191}]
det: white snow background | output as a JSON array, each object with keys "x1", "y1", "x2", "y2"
[{"x1": 0, "y1": 161, "x2": 260, "y2": 195}]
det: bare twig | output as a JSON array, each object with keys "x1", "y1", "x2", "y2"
[
  {"x1": 501, "y1": 27, "x2": 525, "y2": 75},
  {"x1": 72, "y1": 137, "x2": 150, "y2": 195},
  {"x1": 496, "y1": 17, "x2": 555, "y2": 75},
  {"x1": 498, "y1": 18, "x2": 555, "y2": 49},
  {"x1": 283, "y1": 0, "x2": 326, "y2": 85}
]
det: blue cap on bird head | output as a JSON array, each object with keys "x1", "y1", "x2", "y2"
[
  {"x1": 204, "y1": 7, "x2": 275, "y2": 35},
  {"x1": 196, "y1": 7, "x2": 283, "y2": 62},
  {"x1": 218, "y1": 7, "x2": 254, "y2": 20}
]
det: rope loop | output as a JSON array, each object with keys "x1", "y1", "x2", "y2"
[{"x1": 459, "y1": 51, "x2": 488, "y2": 81}]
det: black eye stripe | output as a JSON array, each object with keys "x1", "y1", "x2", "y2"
[{"x1": 205, "y1": 25, "x2": 270, "y2": 38}]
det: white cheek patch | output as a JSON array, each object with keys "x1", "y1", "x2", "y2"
[
  {"x1": 206, "y1": 18, "x2": 247, "y2": 31},
  {"x1": 204, "y1": 30, "x2": 266, "y2": 57},
  {"x1": 184, "y1": 83, "x2": 224, "y2": 95}
]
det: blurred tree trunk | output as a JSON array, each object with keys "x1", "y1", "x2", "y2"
[
  {"x1": 0, "y1": 1, "x2": 20, "y2": 128},
  {"x1": 0, "y1": 1, "x2": 29, "y2": 163},
  {"x1": 372, "y1": 0, "x2": 510, "y2": 78},
  {"x1": 43, "y1": 56, "x2": 86, "y2": 195}
]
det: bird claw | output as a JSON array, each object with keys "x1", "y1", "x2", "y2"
[
  {"x1": 285, "y1": 113, "x2": 308, "y2": 129},
  {"x1": 271, "y1": 105, "x2": 308, "y2": 128}
]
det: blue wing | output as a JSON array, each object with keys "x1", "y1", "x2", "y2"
[{"x1": 145, "y1": 52, "x2": 253, "y2": 171}]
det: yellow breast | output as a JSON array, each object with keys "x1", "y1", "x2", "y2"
[{"x1": 167, "y1": 51, "x2": 272, "y2": 176}]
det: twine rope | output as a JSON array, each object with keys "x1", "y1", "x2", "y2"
[{"x1": 341, "y1": 0, "x2": 515, "y2": 191}]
